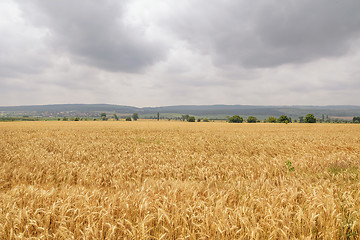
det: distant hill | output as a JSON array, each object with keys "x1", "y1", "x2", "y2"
[
  {"x1": 0, "y1": 104, "x2": 139, "y2": 113},
  {"x1": 1, "y1": 104, "x2": 360, "y2": 119}
]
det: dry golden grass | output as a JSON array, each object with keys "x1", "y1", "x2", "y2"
[{"x1": 0, "y1": 121, "x2": 360, "y2": 239}]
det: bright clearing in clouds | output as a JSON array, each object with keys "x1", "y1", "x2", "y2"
[{"x1": 1, "y1": 0, "x2": 360, "y2": 106}]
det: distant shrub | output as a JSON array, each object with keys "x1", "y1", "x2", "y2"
[
  {"x1": 126, "y1": 117, "x2": 132, "y2": 121},
  {"x1": 266, "y1": 116, "x2": 277, "y2": 123},
  {"x1": 228, "y1": 115, "x2": 243, "y2": 123},
  {"x1": 132, "y1": 113, "x2": 139, "y2": 121},
  {"x1": 203, "y1": 118, "x2": 209, "y2": 122},
  {"x1": 181, "y1": 115, "x2": 190, "y2": 121},
  {"x1": 246, "y1": 116, "x2": 257, "y2": 123},
  {"x1": 353, "y1": 117, "x2": 360, "y2": 123},
  {"x1": 101, "y1": 113, "x2": 108, "y2": 121},
  {"x1": 277, "y1": 115, "x2": 291, "y2": 123},
  {"x1": 187, "y1": 116, "x2": 196, "y2": 122},
  {"x1": 305, "y1": 114, "x2": 316, "y2": 123}
]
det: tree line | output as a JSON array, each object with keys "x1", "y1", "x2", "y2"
[
  {"x1": 228, "y1": 114, "x2": 317, "y2": 123},
  {"x1": 1, "y1": 113, "x2": 360, "y2": 123}
]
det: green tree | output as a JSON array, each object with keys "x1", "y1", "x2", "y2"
[
  {"x1": 277, "y1": 115, "x2": 290, "y2": 123},
  {"x1": 299, "y1": 116, "x2": 304, "y2": 123},
  {"x1": 203, "y1": 118, "x2": 209, "y2": 122},
  {"x1": 305, "y1": 113, "x2": 316, "y2": 123},
  {"x1": 74, "y1": 117, "x2": 80, "y2": 121},
  {"x1": 132, "y1": 113, "x2": 139, "y2": 121},
  {"x1": 353, "y1": 116, "x2": 360, "y2": 123},
  {"x1": 266, "y1": 116, "x2": 277, "y2": 123},
  {"x1": 63, "y1": 117, "x2": 68, "y2": 121},
  {"x1": 197, "y1": 118, "x2": 201, "y2": 122},
  {"x1": 181, "y1": 115, "x2": 190, "y2": 121},
  {"x1": 247, "y1": 116, "x2": 258, "y2": 123},
  {"x1": 113, "y1": 114, "x2": 119, "y2": 121},
  {"x1": 125, "y1": 117, "x2": 132, "y2": 121},
  {"x1": 228, "y1": 115, "x2": 243, "y2": 123},
  {"x1": 101, "y1": 113, "x2": 107, "y2": 121},
  {"x1": 187, "y1": 116, "x2": 196, "y2": 122}
]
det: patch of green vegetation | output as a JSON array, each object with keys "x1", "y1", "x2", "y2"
[
  {"x1": 137, "y1": 137, "x2": 145, "y2": 143},
  {"x1": 337, "y1": 190, "x2": 359, "y2": 239},
  {"x1": 285, "y1": 160, "x2": 295, "y2": 172},
  {"x1": 328, "y1": 164, "x2": 358, "y2": 175},
  {"x1": 0, "y1": 117, "x2": 39, "y2": 122},
  {"x1": 327, "y1": 163, "x2": 359, "y2": 184}
]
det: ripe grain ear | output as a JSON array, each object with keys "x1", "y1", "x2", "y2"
[{"x1": 0, "y1": 121, "x2": 359, "y2": 239}]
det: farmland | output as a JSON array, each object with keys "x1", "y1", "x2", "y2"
[{"x1": 0, "y1": 121, "x2": 360, "y2": 239}]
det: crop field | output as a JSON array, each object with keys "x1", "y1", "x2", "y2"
[{"x1": 0, "y1": 121, "x2": 360, "y2": 239}]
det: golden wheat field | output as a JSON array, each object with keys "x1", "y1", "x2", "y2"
[{"x1": 0, "y1": 121, "x2": 360, "y2": 239}]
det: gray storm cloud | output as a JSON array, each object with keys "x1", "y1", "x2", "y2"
[
  {"x1": 18, "y1": 0, "x2": 166, "y2": 72},
  {"x1": 13, "y1": 0, "x2": 360, "y2": 71},
  {"x1": 166, "y1": 0, "x2": 360, "y2": 67}
]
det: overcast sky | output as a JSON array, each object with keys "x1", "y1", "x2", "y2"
[{"x1": 1, "y1": 0, "x2": 360, "y2": 106}]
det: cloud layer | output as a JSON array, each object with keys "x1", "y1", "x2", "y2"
[
  {"x1": 18, "y1": 0, "x2": 166, "y2": 72},
  {"x1": 166, "y1": 0, "x2": 360, "y2": 67},
  {"x1": 1, "y1": 0, "x2": 360, "y2": 106}
]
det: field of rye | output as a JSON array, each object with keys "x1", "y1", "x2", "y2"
[{"x1": 0, "y1": 121, "x2": 360, "y2": 239}]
